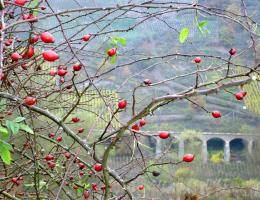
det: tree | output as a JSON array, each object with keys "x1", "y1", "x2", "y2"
[{"x1": 0, "y1": 0, "x2": 259, "y2": 199}]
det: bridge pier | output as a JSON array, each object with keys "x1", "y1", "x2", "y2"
[
  {"x1": 178, "y1": 139, "x2": 184, "y2": 159},
  {"x1": 202, "y1": 139, "x2": 208, "y2": 163},
  {"x1": 224, "y1": 140, "x2": 230, "y2": 162},
  {"x1": 248, "y1": 139, "x2": 253, "y2": 155},
  {"x1": 155, "y1": 137, "x2": 161, "y2": 158}
]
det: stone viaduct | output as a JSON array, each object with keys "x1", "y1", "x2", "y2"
[{"x1": 154, "y1": 132, "x2": 260, "y2": 163}]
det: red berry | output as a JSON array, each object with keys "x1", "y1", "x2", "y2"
[
  {"x1": 30, "y1": 35, "x2": 39, "y2": 44},
  {"x1": 21, "y1": 63, "x2": 28, "y2": 70},
  {"x1": 118, "y1": 99, "x2": 127, "y2": 109},
  {"x1": 82, "y1": 34, "x2": 91, "y2": 42},
  {"x1": 194, "y1": 57, "x2": 201, "y2": 63},
  {"x1": 229, "y1": 48, "x2": 236, "y2": 56},
  {"x1": 94, "y1": 163, "x2": 102, "y2": 172},
  {"x1": 24, "y1": 97, "x2": 37, "y2": 106},
  {"x1": 56, "y1": 136, "x2": 62, "y2": 142},
  {"x1": 139, "y1": 119, "x2": 146, "y2": 127},
  {"x1": 40, "y1": 32, "x2": 55, "y2": 43},
  {"x1": 11, "y1": 52, "x2": 21, "y2": 62},
  {"x1": 73, "y1": 63, "x2": 82, "y2": 71},
  {"x1": 78, "y1": 128, "x2": 84, "y2": 133},
  {"x1": 159, "y1": 131, "x2": 170, "y2": 139},
  {"x1": 22, "y1": 46, "x2": 34, "y2": 59},
  {"x1": 15, "y1": 0, "x2": 27, "y2": 6},
  {"x1": 131, "y1": 124, "x2": 140, "y2": 133},
  {"x1": 57, "y1": 69, "x2": 67, "y2": 77},
  {"x1": 107, "y1": 48, "x2": 117, "y2": 57},
  {"x1": 182, "y1": 154, "x2": 195, "y2": 162},
  {"x1": 42, "y1": 50, "x2": 59, "y2": 62},
  {"x1": 49, "y1": 69, "x2": 57, "y2": 76},
  {"x1": 79, "y1": 171, "x2": 84, "y2": 176},
  {"x1": 11, "y1": 177, "x2": 19, "y2": 185},
  {"x1": 138, "y1": 185, "x2": 144, "y2": 191},
  {"x1": 211, "y1": 111, "x2": 221, "y2": 118},
  {"x1": 45, "y1": 154, "x2": 54, "y2": 161},
  {"x1": 28, "y1": 14, "x2": 38, "y2": 23},
  {"x1": 5, "y1": 39, "x2": 13, "y2": 46},
  {"x1": 83, "y1": 190, "x2": 90, "y2": 199},
  {"x1": 48, "y1": 161, "x2": 56, "y2": 169},
  {"x1": 48, "y1": 133, "x2": 55, "y2": 138},
  {"x1": 241, "y1": 91, "x2": 247, "y2": 97},
  {"x1": 40, "y1": 6, "x2": 46, "y2": 10},
  {"x1": 22, "y1": 14, "x2": 29, "y2": 20},
  {"x1": 92, "y1": 183, "x2": 98, "y2": 192},
  {"x1": 235, "y1": 92, "x2": 244, "y2": 100},
  {"x1": 64, "y1": 152, "x2": 71, "y2": 159},
  {"x1": 72, "y1": 117, "x2": 80, "y2": 123},
  {"x1": 143, "y1": 79, "x2": 152, "y2": 85},
  {"x1": 78, "y1": 162, "x2": 85, "y2": 170}
]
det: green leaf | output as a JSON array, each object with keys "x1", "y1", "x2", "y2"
[
  {"x1": 0, "y1": 141, "x2": 12, "y2": 165},
  {"x1": 198, "y1": 21, "x2": 208, "y2": 28},
  {"x1": 111, "y1": 36, "x2": 127, "y2": 46},
  {"x1": 27, "y1": 0, "x2": 39, "y2": 8},
  {"x1": 13, "y1": 117, "x2": 26, "y2": 123},
  {"x1": 110, "y1": 55, "x2": 117, "y2": 64},
  {"x1": 0, "y1": 99, "x2": 6, "y2": 110},
  {"x1": 179, "y1": 28, "x2": 189, "y2": 43},
  {"x1": 6, "y1": 120, "x2": 20, "y2": 135},
  {"x1": 20, "y1": 124, "x2": 34, "y2": 134},
  {"x1": 0, "y1": 126, "x2": 9, "y2": 140}
]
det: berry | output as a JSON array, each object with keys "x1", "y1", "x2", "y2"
[
  {"x1": 118, "y1": 99, "x2": 127, "y2": 109},
  {"x1": 56, "y1": 136, "x2": 62, "y2": 142},
  {"x1": 47, "y1": 161, "x2": 56, "y2": 169},
  {"x1": 72, "y1": 117, "x2": 80, "y2": 123},
  {"x1": 15, "y1": 0, "x2": 27, "y2": 6},
  {"x1": 40, "y1": 32, "x2": 55, "y2": 43},
  {"x1": 194, "y1": 57, "x2": 201, "y2": 63},
  {"x1": 139, "y1": 119, "x2": 146, "y2": 127},
  {"x1": 22, "y1": 46, "x2": 34, "y2": 59},
  {"x1": 42, "y1": 50, "x2": 59, "y2": 62},
  {"x1": 83, "y1": 190, "x2": 90, "y2": 199},
  {"x1": 143, "y1": 79, "x2": 152, "y2": 85},
  {"x1": 64, "y1": 152, "x2": 71, "y2": 159},
  {"x1": 235, "y1": 92, "x2": 244, "y2": 100},
  {"x1": 49, "y1": 69, "x2": 57, "y2": 76},
  {"x1": 78, "y1": 128, "x2": 84, "y2": 133},
  {"x1": 211, "y1": 111, "x2": 221, "y2": 118},
  {"x1": 11, "y1": 177, "x2": 19, "y2": 185},
  {"x1": 82, "y1": 34, "x2": 91, "y2": 42},
  {"x1": 159, "y1": 131, "x2": 170, "y2": 139},
  {"x1": 107, "y1": 48, "x2": 117, "y2": 57},
  {"x1": 131, "y1": 124, "x2": 140, "y2": 132},
  {"x1": 40, "y1": 6, "x2": 46, "y2": 10},
  {"x1": 79, "y1": 171, "x2": 84, "y2": 176},
  {"x1": 44, "y1": 154, "x2": 54, "y2": 161},
  {"x1": 138, "y1": 185, "x2": 144, "y2": 191},
  {"x1": 48, "y1": 133, "x2": 55, "y2": 138},
  {"x1": 73, "y1": 63, "x2": 82, "y2": 71},
  {"x1": 30, "y1": 35, "x2": 39, "y2": 44},
  {"x1": 229, "y1": 48, "x2": 236, "y2": 56},
  {"x1": 241, "y1": 91, "x2": 247, "y2": 97},
  {"x1": 24, "y1": 97, "x2": 37, "y2": 106},
  {"x1": 11, "y1": 52, "x2": 21, "y2": 62},
  {"x1": 182, "y1": 154, "x2": 195, "y2": 162},
  {"x1": 78, "y1": 162, "x2": 85, "y2": 170},
  {"x1": 57, "y1": 69, "x2": 67, "y2": 77},
  {"x1": 94, "y1": 163, "x2": 102, "y2": 172}
]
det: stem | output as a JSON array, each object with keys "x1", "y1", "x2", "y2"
[{"x1": 0, "y1": 0, "x2": 5, "y2": 77}]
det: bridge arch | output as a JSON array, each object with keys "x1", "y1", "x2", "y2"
[
  {"x1": 207, "y1": 137, "x2": 225, "y2": 162},
  {"x1": 230, "y1": 138, "x2": 248, "y2": 162}
]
